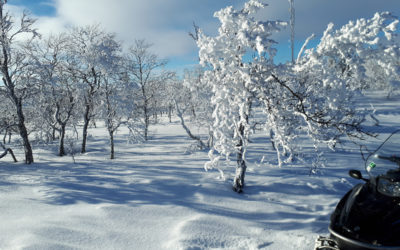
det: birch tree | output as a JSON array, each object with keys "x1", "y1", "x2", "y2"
[
  {"x1": 299, "y1": 12, "x2": 399, "y2": 93},
  {"x1": 101, "y1": 60, "x2": 128, "y2": 159},
  {"x1": 197, "y1": 0, "x2": 375, "y2": 192},
  {"x1": 169, "y1": 76, "x2": 207, "y2": 149},
  {"x1": 0, "y1": 0, "x2": 39, "y2": 163},
  {"x1": 0, "y1": 93, "x2": 17, "y2": 144},
  {"x1": 28, "y1": 33, "x2": 79, "y2": 156},
  {"x1": 197, "y1": 0, "x2": 286, "y2": 192},
  {"x1": 125, "y1": 39, "x2": 167, "y2": 141},
  {"x1": 68, "y1": 25, "x2": 120, "y2": 153}
]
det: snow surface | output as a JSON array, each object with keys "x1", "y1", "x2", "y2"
[{"x1": 1, "y1": 92, "x2": 399, "y2": 250}]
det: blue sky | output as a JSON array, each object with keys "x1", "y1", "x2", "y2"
[{"x1": 7, "y1": 0, "x2": 400, "y2": 71}]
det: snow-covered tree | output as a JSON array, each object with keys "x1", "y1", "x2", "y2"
[
  {"x1": 100, "y1": 57, "x2": 133, "y2": 159},
  {"x1": 167, "y1": 74, "x2": 208, "y2": 150},
  {"x1": 0, "y1": 0, "x2": 39, "y2": 163},
  {"x1": 125, "y1": 39, "x2": 168, "y2": 141},
  {"x1": 102, "y1": 75, "x2": 126, "y2": 159},
  {"x1": 68, "y1": 25, "x2": 120, "y2": 153},
  {"x1": 290, "y1": 12, "x2": 399, "y2": 148},
  {"x1": 253, "y1": 14, "x2": 384, "y2": 170},
  {"x1": 362, "y1": 13, "x2": 400, "y2": 96},
  {"x1": 197, "y1": 0, "x2": 376, "y2": 192},
  {"x1": 197, "y1": 0, "x2": 286, "y2": 192},
  {"x1": 27, "y1": 33, "x2": 80, "y2": 156},
  {"x1": 299, "y1": 12, "x2": 399, "y2": 93},
  {"x1": 171, "y1": 67, "x2": 215, "y2": 149},
  {"x1": 0, "y1": 93, "x2": 17, "y2": 144},
  {"x1": 183, "y1": 67, "x2": 214, "y2": 132}
]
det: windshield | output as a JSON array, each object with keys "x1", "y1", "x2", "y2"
[{"x1": 365, "y1": 130, "x2": 400, "y2": 178}]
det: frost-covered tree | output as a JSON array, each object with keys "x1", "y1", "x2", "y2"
[
  {"x1": 68, "y1": 25, "x2": 120, "y2": 153},
  {"x1": 284, "y1": 12, "x2": 400, "y2": 154},
  {"x1": 299, "y1": 12, "x2": 399, "y2": 93},
  {"x1": 168, "y1": 75, "x2": 208, "y2": 150},
  {"x1": 0, "y1": 0, "x2": 39, "y2": 163},
  {"x1": 102, "y1": 75, "x2": 125, "y2": 159},
  {"x1": 27, "y1": 33, "x2": 80, "y2": 156},
  {"x1": 361, "y1": 14, "x2": 400, "y2": 96},
  {"x1": 183, "y1": 67, "x2": 213, "y2": 130},
  {"x1": 100, "y1": 58, "x2": 132, "y2": 159},
  {"x1": 197, "y1": 0, "x2": 375, "y2": 192},
  {"x1": 253, "y1": 13, "x2": 381, "y2": 171},
  {"x1": 172, "y1": 67, "x2": 215, "y2": 149},
  {"x1": 0, "y1": 93, "x2": 17, "y2": 144},
  {"x1": 197, "y1": 0, "x2": 286, "y2": 192},
  {"x1": 125, "y1": 39, "x2": 168, "y2": 141}
]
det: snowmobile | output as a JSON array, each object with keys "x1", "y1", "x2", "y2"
[{"x1": 315, "y1": 130, "x2": 400, "y2": 250}]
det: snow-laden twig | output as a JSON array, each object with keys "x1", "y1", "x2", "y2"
[{"x1": 296, "y1": 33, "x2": 315, "y2": 64}]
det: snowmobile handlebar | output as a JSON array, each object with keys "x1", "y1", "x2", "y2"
[{"x1": 377, "y1": 154, "x2": 400, "y2": 167}]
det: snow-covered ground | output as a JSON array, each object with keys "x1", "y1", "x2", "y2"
[{"x1": 1, "y1": 92, "x2": 399, "y2": 250}]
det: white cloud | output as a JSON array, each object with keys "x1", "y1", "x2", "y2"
[
  {"x1": 34, "y1": 16, "x2": 68, "y2": 36},
  {"x1": 7, "y1": 0, "x2": 400, "y2": 63},
  {"x1": 21, "y1": 0, "x2": 244, "y2": 59}
]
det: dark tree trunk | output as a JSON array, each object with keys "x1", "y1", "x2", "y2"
[
  {"x1": 81, "y1": 104, "x2": 91, "y2": 154},
  {"x1": 153, "y1": 100, "x2": 158, "y2": 123},
  {"x1": 141, "y1": 83, "x2": 149, "y2": 141},
  {"x1": 0, "y1": 2, "x2": 34, "y2": 164},
  {"x1": 143, "y1": 101, "x2": 149, "y2": 141},
  {"x1": 168, "y1": 105, "x2": 172, "y2": 123},
  {"x1": 0, "y1": 148, "x2": 18, "y2": 162},
  {"x1": 109, "y1": 131, "x2": 115, "y2": 159},
  {"x1": 81, "y1": 119, "x2": 89, "y2": 154},
  {"x1": 15, "y1": 100, "x2": 33, "y2": 164},
  {"x1": 1, "y1": 54, "x2": 33, "y2": 163},
  {"x1": 52, "y1": 127, "x2": 57, "y2": 141},
  {"x1": 58, "y1": 123, "x2": 66, "y2": 156}
]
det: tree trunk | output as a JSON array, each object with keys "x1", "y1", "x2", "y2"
[
  {"x1": 2, "y1": 67, "x2": 33, "y2": 163},
  {"x1": 58, "y1": 123, "x2": 66, "y2": 156},
  {"x1": 0, "y1": 6, "x2": 33, "y2": 164},
  {"x1": 81, "y1": 104, "x2": 91, "y2": 153},
  {"x1": 0, "y1": 148, "x2": 18, "y2": 162},
  {"x1": 207, "y1": 130, "x2": 214, "y2": 148},
  {"x1": 109, "y1": 130, "x2": 115, "y2": 159},
  {"x1": 153, "y1": 100, "x2": 158, "y2": 123},
  {"x1": 269, "y1": 129, "x2": 276, "y2": 151},
  {"x1": 16, "y1": 100, "x2": 34, "y2": 164},
  {"x1": 81, "y1": 119, "x2": 89, "y2": 154},
  {"x1": 168, "y1": 105, "x2": 172, "y2": 123},
  {"x1": 143, "y1": 100, "x2": 149, "y2": 141},
  {"x1": 233, "y1": 124, "x2": 246, "y2": 193},
  {"x1": 52, "y1": 127, "x2": 57, "y2": 141},
  {"x1": 141, "y1": 81, "x2": 150, "y2": 141},
  {"x1": 175, "y1": 101, "x2": 206, "y2": 149}
]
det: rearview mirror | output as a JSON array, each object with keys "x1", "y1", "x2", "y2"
[{"x1": 349, "y1": 169, "x2": 363, "y2": 180}]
